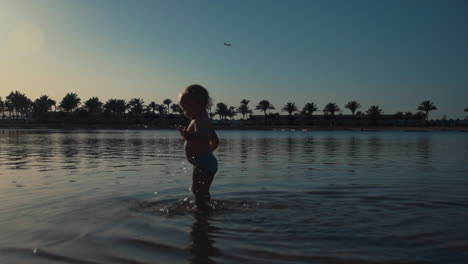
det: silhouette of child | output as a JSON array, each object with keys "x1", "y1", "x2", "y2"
[{"x1": 178, "y1": 84, "x2": 219, "y2": 211}]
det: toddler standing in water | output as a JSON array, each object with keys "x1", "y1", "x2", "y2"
[{"x1": 178, "y1": 84, "x2": 219, "y2": 211}]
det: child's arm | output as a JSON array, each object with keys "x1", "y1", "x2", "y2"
[
  {"x1": 178, "y1": 126, "x2": 189, "y2": 140},
  {"x1": 180, "y1": 120, "x2": 207, "y2": 141},
  {"x1": 209, "y1": 130, "x2": 219, "y2": 151}
]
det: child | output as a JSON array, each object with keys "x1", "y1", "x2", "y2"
[{"x1": 178, "y1": 84, "x2": 219, "y2": 211}]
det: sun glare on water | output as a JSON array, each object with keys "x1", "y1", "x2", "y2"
[{"x1": 6, "y1": 21, "x2": 45, "y2": 55}]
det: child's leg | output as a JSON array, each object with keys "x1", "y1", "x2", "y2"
[{"x1": 191, "y1": 167, "x2": 215, "y2": 210}]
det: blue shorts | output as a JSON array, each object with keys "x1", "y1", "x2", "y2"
[{"x1": 192, "y1": 152, "x2": 218, "y2": 175}]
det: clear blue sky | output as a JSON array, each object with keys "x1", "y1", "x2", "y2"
[{"x1": 1, "y1": 0, "x2": 467, "y2": 118}]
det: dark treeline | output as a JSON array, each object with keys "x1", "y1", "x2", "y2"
[{"x1": 0, "y1": 91, "x2": 467, "y2": 128}]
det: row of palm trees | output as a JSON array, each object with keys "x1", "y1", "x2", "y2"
[
  {"x1": 0, "y1": 91, "x2": 182, "y2": 119},
  {"x1": 0, "y1": 91, "x2": 464, "y2": 121},
  {"x1": 214, "y1": 99, "x2": 441, "y2": 121}
]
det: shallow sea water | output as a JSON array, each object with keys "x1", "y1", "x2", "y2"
[{"x1": 0, "y1": 129, "x2": 467, "y2": 263}]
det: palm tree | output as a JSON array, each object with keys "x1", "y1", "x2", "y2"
[
  {"x1": 302, "y1": 102, "x2": 318, "y2": 116},
  {"x1": 147, "y1": 101, "x2": 158, "y2": 115},
  {"x1": 129, "y1": 98, "x2": 145, "y2": 116},
  {"x1": 49, "y1": 98, "x2": 57, "y2": 112},
  {"x1": 0, "y1": 97, "x2": 4, "y2": 119},
  {"x1": 5, "y1": 92, "x2": 17, "y2": 118},
  {"x1": 5, "y1": 100, "x2": 13, "y2": 119},
  {"x1": 323, "y1": 103, "x2": 340, "y2": 118},
  {"x1": 226, "y1": 106, "x2": 237, "y2": 120},
  {"x1": 104, "y1": 99, "x2": 128, "y2": 118},
  {"x1": 59, "y1": 93, "x2": 81, "y2": 112},
  {"x1": 417, "y1": 101, "x2": 437, "y2": 120},
  {"x1": 256, "y1": 100, "x2": 275, "y2": 116},
  {"x1": 115, "y1": 99, "x2": 129, "y2": 117},
  {"x1": 33, "y1": 95, "x2": 55, "y2": 118},
  {"x1": 366, "y1": 105, "x2": 383, "y2": 120},
  {"x1": 156, "y1": 104, "x2": 166, "y2": 115},
  {"x1": 163, "y1": 99, "x2": 172, "y2": 114},
  {"x1": 237, "y1": 99, "x2": 251, "y2": 120},
  {"x1": 25, "y1": 98, "x2": 33, "y2": 118},
  {"x1": 282, "y1": 102, "x2": 298, "y2": 116},
  {"x1": 171, "y1": 104, "x2": 183, "y2": 115},
  {"x1": 345, "y1": 101, "x2": 361, "y2": 118},
  {"x1": 6, "y1": 91, "x2": 31, "y2": 119},
  {"x1": 83, "y1": 97, "x2": 103, "y2": 113},
  {"x1": 6, "y1": 91, "x2": 20, "y2": 118},
  {"x1": 104, "y1": 99, "x2": 117, "y2": 116},
  {"x1": 215, "y1": 102, "x2": 228, "y2": 120}
]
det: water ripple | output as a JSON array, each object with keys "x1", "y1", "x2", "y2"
[{"x1": 0, "y1": 130, "x2": 467, "y2": 264}]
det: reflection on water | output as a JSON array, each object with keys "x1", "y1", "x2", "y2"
[
  {"x1": 239, "y1": 136, "x2": 249, "y2": 164},
  {"x1": 367, "y1": 136, "x2": 381, "y2": 161},
  {"x1": 323, "y1": 136, "x2": 338, "y2": 167},
  {"x1": 257, "y1": 137, "x2": 274, "y2": 167},
  {"x1": 347, "y1": 136, "x2": 360, "y2": 158},
  {"x1": 417, "y1": 136, "x2": 431, "y2": 164},
  {"x1": 1, "y1": 130, "x2": 447, "y2": 175},
  {"x1": 0, "y1": 129, "x2": 467, "y2": 264},
  {"x1": 61, "y1": 136, "x2": 79, "y2": 170},
  {"x1": 189, "y1": 213, "x2": 220, "y2": 264}
]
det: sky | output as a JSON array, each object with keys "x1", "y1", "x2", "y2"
[{"x1": 0, "y1": 0, "x2": 467, "y2": 119}]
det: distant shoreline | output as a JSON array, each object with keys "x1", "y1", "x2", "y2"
[{"x1": 0, "y1": 124, "x2": 467, "y2": 132}]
